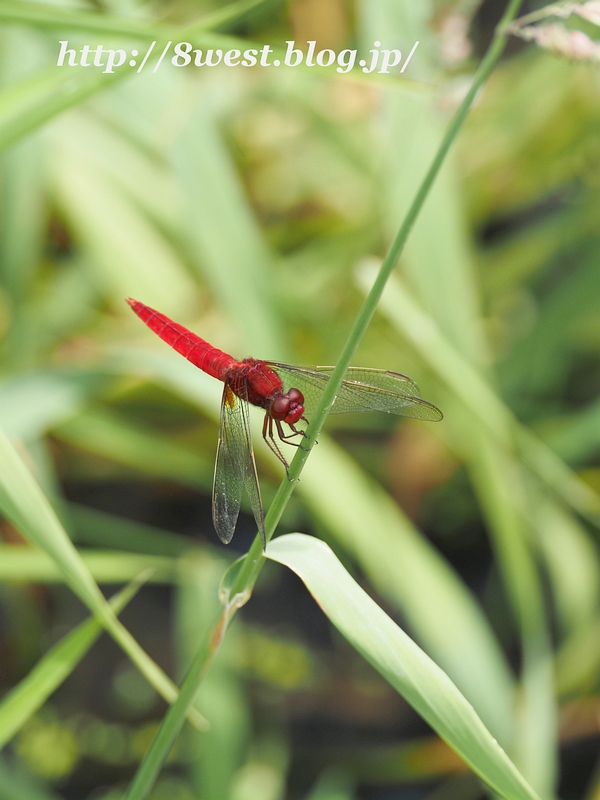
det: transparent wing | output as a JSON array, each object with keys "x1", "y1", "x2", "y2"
[
  {"x1": 213, "y1": 381, "x2": 265, "y2": 546},
  {"x1": 266, "y1": 364, "x2": 443, "y2": 422}
]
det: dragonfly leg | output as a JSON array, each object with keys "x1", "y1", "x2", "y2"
[
  {"x1": 297, "y1": 416, "x2": 316, "y2": 449},
  {"x1": 275, "y1": 421, "x2": 305, "y2": 445},
  {"x1": 286, "y1": 417, "x2": 315, "y2": 450},
  {"x1": 272, "y1": 419, "x2": 298, "y2": 482},
  {"x1": 262, "y1": 413, "x2": 291, "y2": 471},
  {"x1": 276, "y1": 420, "x2": 315, "y2": 462}
]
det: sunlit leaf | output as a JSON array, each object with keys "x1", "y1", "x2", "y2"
[{"x1": 266, "y1": 533, "x2": 540, "y2": 800}]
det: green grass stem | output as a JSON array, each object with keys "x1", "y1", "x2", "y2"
[{"x1": 123, "y1": 2, "x2": 525, "y2": 797}]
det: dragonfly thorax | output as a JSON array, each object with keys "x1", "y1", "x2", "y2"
[
  {"x1": 270, "y1": 387, "x2": 305, "y2": 424},
  {"x1": 229, "y1": 360, "x2": 305, "y2": 424}
]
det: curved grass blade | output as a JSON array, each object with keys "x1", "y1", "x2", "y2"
[
  {"x1": 69, "y1": 504, "x2": 197, "y2": 557},
  {"x1": 52, "y1": 408, "x2": 212, "y2": 489},
  {"x1": 0, "y1": 66, "x2": 122, "y2": 154},
  {"x1": 0, "y1": 0, "x2": 279, "y2": 154},
  {"x1": 0, "y1": 428, "x2": 204, "y2": 729},
  {"x1": 0, "y1": 546, "x2": 177, "y2": 583},
  {"x1": 0, "y1": 0, "x2": 273, "y2": 38},
  {"x1": 0, "y1": 572, "x2": 149, "y2": 748},
  {"x1": 0, "y1": 2, "x2": 167, "y2": 38},
  {"x1": 356, "y1": 265, "x2": 600, "y2": 517},
  {"x1": 266, "y1": 534, "x2": 540, "y2": 800}
]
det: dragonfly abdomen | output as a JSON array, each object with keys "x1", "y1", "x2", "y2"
[{"x1": 126, "y1": 299, "x2": 235, "y2": 380}]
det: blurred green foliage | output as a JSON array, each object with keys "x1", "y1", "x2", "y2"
[{"x1": 0, "y1": 0, "x2": 600, "y2": 798}]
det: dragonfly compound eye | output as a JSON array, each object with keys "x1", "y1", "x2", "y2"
[
  {"x1": 271, "y1": 395, "x2": 291, "y2": 420},
  {"x1": 283, "y1": 388, "x2": 305, "y2": 424}
]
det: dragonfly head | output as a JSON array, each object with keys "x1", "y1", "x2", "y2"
[{"x1": 270, "y1": 387, "x2": 305, "y2": 424}]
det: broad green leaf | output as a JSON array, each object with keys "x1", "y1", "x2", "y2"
[
  {"x1": 357, "y1": 264, "x2": 559, "y2": 795},
  {"x1": 298, "y1": 437, "x2": 515, "y2": 746},
  {"x1": 355, "y1": 264, "x2": 596, "y2": 795},
  {"x1": 266, "y1": 533, "x2": 540, "y2": 800},
  {"x1": 368, "y1": 267, "x2": 570, "y2": 793},
  {"x1": 0, "y1": 574, "x2": 147, "y2": 748}
]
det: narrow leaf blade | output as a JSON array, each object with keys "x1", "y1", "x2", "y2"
[{"x1": 0, "y1": 575, "x2": 146, "y2": 748}]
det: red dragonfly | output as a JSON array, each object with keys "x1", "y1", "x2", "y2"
[{"x1": 127, "y1": 299, "x2": 442, "y2": 546}]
